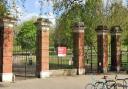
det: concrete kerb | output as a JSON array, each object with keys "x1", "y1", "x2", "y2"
[
  {"x1": 49, "y1": 69, "x2": 78, "y2": 77},
  {"x1": 4, "y1": 69, "x2": 128, "y2": 82}
]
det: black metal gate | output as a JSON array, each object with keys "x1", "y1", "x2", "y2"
[
  {"x1": 85, "y1": 44, "x2": 98, "y2": 73},
  {"x1": 13, "y1": 33, "x2": 36, "y2": 79}
]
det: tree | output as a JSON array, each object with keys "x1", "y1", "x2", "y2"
[
  {"x1": 53, "y1": 0, "x2": 128, "y2": 48},
  {"x1": 0, "y1": 0, "x2": 8, "y2": 17},
  {"x1": 16, "y1": 19, "x2": 36, "y2": 50},
  {"x1": 82, "y1": 0, "x2": 103, "y2": 45},
  {"x1": 106, "y1": 2, "x2": 128, "y2": 46},
  {"x1": 53, "y1": 0, "x2": 103, "y2": 47}
]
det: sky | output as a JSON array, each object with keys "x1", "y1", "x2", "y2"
[
  {"x1": 11, "y1": 0, "x2": 55, "y2": 24},
  {"x1": 9, "y1": 0, "x2": 128, "y2": 25}
]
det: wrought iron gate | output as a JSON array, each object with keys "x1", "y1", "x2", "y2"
[
  {"x1": 85, "y1": 45, "x2": 98, "y2": 73},
  {"x1": 13, "y1": 34, "x2": 36, "y2": 79}
]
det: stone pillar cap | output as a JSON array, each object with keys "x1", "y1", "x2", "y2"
[
  {"x1": 34, "y1": 18, "x2": 51, "y2": 26},
  {"x1": 95, "y1": 25, "x2": 109, "y2": 32},
  {"x1": 73, "y1": 22, "x2": 84, "y2": 27},
  {"x1": 0, "y1": 14, "x2": 16, "y2": 28},
  {"x1": 0, "y1": 14, "x2": 17, "y2": 23},
  {"x1": 72, "y1": 22, "x2": 84, "y2": 28},
  {"x1": 72, "y1": 22, "x2": 85, "y2": 30},
  {"x1": 110, "y1": 26, "x2": 122, "y2": 33}
]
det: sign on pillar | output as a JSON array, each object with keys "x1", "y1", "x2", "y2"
[
  {"x1": 110, "y1": 26, "x2": 122, "y2": 72},
  {"x1": 35, "y1": 18, "x2": 51, "y2": 78},
  {"x1": 72, "y1": 22, "x2": 85, "y2": 75},
  {"x1": 95, "y1": 25, "x2": 109, "y2": 73},
  {"x1": 0, "y1": 15, "x2": 16, "y2": 82}
]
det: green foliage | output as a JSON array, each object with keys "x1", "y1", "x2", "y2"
[
  {"x1": 123, "y1": 33, "x2": 128, "y2": 45},
  {"x1": 53, "y1": 0, "x2": 128, "y2": 47},
  {"x1": 49, "y1": 30, "x2": 55, "y2": 47},
  {"x1": 82, "y1": 0, "x2": 103, "y2": 45},
  {"x1": 53, "y1": 1, "x2": 86, "y2": 48},
  {"x1": 53, "y1": 0, "x2": 103, "y2": 47},
  {"x1": 54, "y1": 12, "x2": 73, "y2": 48},
  {"x1": 0, "y1": 0, "x2": 8, "y2": 17},
  {"x1": 16, "y1": 20, "x2": 36, "y2": 50}
]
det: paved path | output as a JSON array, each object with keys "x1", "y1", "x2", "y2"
[{"x1": 0, "y1": 74, "x2": 128, "y2": 89}]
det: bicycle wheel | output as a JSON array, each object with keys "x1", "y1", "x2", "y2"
[
  {"x1": 110, "y1": 83, "x2": 117, "y2": 89},
  {"x1": 85, "y1": 83, "x2": 96, "y2": 89},
  {"x1": 123, "y1": 80, "x2": 127, "y2": 89},
  {"x1": 106, "y1": 81, "x2": 117, "y2": 89},
  {"x1": 95, "y1": 82, "x2": 107, "y2": 89}
]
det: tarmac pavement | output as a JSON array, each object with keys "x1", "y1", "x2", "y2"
[{"x1": 0, "y1": 74, "x2": 128, "y2": 89}]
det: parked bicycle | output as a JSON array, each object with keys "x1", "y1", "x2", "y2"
[
  {"x1": 85, "y1": 75, "x2": 128, "y2": 89},
  {"x1": 115, "y1": 75, "x2": 128, "y2": 89},
  {"x1": 95, "y1": 76, "x2": 117, "y2": 89},
  {"x1": 85, "y1": 75, "x2": 117, "y2": 89}
]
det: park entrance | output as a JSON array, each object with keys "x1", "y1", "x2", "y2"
[
  {"x1": 0, "y1": 16, "x2": 128, "y2": 82},
  {"x1": 11, "y1": 19, "x2": 128, "y2": 81}
]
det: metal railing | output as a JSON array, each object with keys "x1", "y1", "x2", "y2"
[{"x1": 49, "y1": 49, "x2": 73, "y2": 70}]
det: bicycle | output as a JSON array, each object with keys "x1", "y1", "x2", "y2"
[
  {"x1": 85, "y1": 75, "x2": 117, "y2": 89},
  {"x1": 95, "y1": 75, "x2": 117, "y2": 89},
  {"x1": 94, "y1": 75, "x2": 128, "y2": 89},
  {"x1": 115, "y1": 75, "x2": 128, "y2": 89}
]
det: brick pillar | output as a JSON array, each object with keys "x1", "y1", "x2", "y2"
[
  {"x1": 72, "y1": 22, "x2": 85, "y2": 75},
  {"x1": 110, "y1": 26, "x2": 122, "y2": 72},
  {"x1": 0, "y1": 16, "x2": 16, "y2": 82},
  {"x1": 95, "y1": 25, "x2": 109, "y2": 73},
  {"x1": 35, "y1": 18, "x2": 50, "y2": 78}
]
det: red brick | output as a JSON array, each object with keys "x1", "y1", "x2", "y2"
[
  {"x1": 2, "y1": 64, "x2": 12, "y2": 73},
  {"x1": 41, "y1": 44, "x2": 49, "y2": 49},
  {"x1": 41, "y1": 58, "x2": 49, "y2": 63},
  {"x1": 3, "y1": 47, "x2": 13, "y2": 57},
  {"x1": 36, "y1": 27, "x2": 49, "y2": 73},
  {"x1": 73, "y1": 29, "x2": 85, "y2": 70},
  {"x1": 2, "y1": 56, "x2": 12, "y2": 64},
  {"x1": 0, "y1": 18, "x2": 14, "y2": 77},
  {"x1": 96, "y1": 31, "x2": 109, "y2": 73},
  {"x1": 41, "y1": 62, "x2": 49, "y2": 70}
]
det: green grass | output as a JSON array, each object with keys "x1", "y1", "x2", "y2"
[{"x1": 49, "y1": 54, "x2": 73, "y2": 69}]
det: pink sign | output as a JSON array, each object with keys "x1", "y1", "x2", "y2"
[{"x1": 57, "y1": 47, "x2": 67, "y2": 57}]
